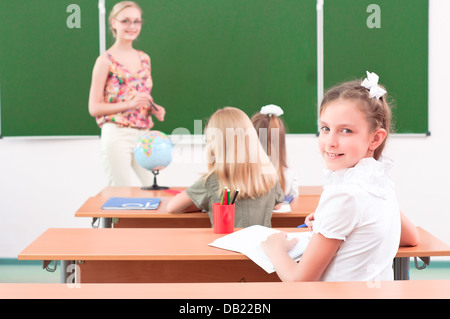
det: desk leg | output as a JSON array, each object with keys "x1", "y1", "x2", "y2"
[
  {"x1": 59, "y1": 261, "x2": 76, "y2": 284},
  {"x1": 393, "y1": 257, "x2": 410, "y2": 280},
  {"x1": 101, "y1": 218, "x2": 112, "y2": 228}
]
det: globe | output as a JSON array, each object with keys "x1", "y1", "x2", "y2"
[{"x1": 134, "y1": 130, "x2": 174, "y2": 190}]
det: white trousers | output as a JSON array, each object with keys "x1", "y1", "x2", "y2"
[{"x1": 100, "y1": 123, "x2": 154, "y2": 186}]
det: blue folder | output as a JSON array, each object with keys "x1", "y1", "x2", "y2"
[{"x1": 101, "y1": 197, "x2": 161, "y2": 210}]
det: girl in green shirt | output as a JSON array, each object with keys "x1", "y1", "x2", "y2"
[{"x1": 167, "y1": 107, "x2": 284, "y2": 227}]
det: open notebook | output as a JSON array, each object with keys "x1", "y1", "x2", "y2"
[{"x1": 209, "y1": 225, "x2": 311, "y2": 273}]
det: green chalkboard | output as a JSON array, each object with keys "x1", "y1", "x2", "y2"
[
  {"x1": 0, "y1": 0, "x2": 100, "y2": 137},
  {"x1": 0, "y1": 0, "x2": 428, "y2": 136},
  {"x1": 0, "y1": 0, "x2": 317, "y2": 137},
  {"x1": 323, "y1": 0, "x2": 429, "y2": 134},
  {"x1": 105, "y1": 0, "x2": 318, "y2": 135}
]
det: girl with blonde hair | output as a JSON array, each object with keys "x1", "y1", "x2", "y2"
[{"x1": 167, "y1": 107, "x2": 284, "y2": 227}]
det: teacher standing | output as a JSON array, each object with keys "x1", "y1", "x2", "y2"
[{"x1": 89, "y1": 1, "x2": 165, "y2": 186}]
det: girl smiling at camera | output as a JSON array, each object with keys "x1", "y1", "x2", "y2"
[{"x1": 262, "y1": 72, "x2": 419, "y2": 282}]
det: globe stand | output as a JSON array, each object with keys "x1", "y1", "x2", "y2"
[{"x1": 141, "y1": 170, "x2": 169, "y2": 190}]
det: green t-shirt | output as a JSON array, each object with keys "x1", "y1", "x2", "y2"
[{"x1": 186, "y1": 173, "x2": 284, "y2": 228}]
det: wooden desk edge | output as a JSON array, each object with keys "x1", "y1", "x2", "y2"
[
  {"x1": 1, "y1": 280, "x2": 450, "y2": 299},
  {"x1": 396, "y1": 227, "x2": 450, "y2": 258},
  {"x1": 17, "y1": 227, "x2": 450, "y2": 262}
]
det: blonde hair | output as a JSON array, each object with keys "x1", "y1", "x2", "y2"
[
  {"x1": 109, "y1": 1, "x2": 142, "y2": 38},
  {"x1": 204, "y1": 107, "x2": 278, "y2": 200},
  {"x1": 320, "y1": 79, "x2": 393, "y2": 160},
  {"x1": 251, "y1": 112, "x2": 287, "y2": 193}
]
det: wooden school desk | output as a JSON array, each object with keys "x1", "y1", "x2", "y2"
[
  {"x1": 75, "y1": 186, "x2": 322, "y2": 228},
  {"x1": 2, "y1": 280, "x2": 450, "y2": 299},
  {"x1": 18, "y1": 227, "x2": 450, "y2": 284}
]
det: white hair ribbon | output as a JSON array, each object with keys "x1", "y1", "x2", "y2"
[
  {"x1": 361, "y1": 71, "x2": 387, "y2": 99},
  {"x1": 260, "y1": 104, "x2": 284, "y2": 117}
]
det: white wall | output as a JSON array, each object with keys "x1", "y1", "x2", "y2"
[{"x1": 1, "y1": 0, "x2": 449, "y2": 258}]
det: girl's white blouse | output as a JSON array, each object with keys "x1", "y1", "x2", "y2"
[{"x1": 313, "y1": 157, "x2": 401, "y2": 282}]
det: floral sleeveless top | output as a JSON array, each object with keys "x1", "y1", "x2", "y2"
[{"x1": 95, "y1": 50, "x2": 154, "y2": 129}]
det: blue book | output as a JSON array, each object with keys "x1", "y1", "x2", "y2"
[
  {"x1": 101, "y1": 197, "x2": 161, "y2": 210},
  {"x1": 284, "y1": 195, "x2": 294, "y2": 204}
]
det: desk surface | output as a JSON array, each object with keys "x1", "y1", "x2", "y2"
[
  {"x1": 74, "y1": 186, "x2": 321, "y2": 224},
  {"x1": 94, "y1": 185, "x2": 324, "y2": 198},
  {"x1": 2, "y1": 280, "x2": 450, "y2": 299},
  {"x1": 18, "y1": 227, "x2": 450, "y2": 261},
  {"x1": 75, "y1": 195, "x2": 320, "y2": 219}
]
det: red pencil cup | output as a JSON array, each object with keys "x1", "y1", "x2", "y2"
[{"x1": 212, "y1": 203, "x2": 235, "y2": 234}]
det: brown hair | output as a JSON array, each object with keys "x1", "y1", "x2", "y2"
[
  {"x1": 251, "y1": 112, "x2": 287, "y2": 193},
  {"x1": 320, "y1": 79, "x2": 394, "y2": 160}
]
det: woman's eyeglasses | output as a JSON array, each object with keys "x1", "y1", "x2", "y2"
[{"x1": 116, "y1": 19, "x2": 144, "y2": 26}]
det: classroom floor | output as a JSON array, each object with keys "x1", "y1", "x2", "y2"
[{"x1": 1, "y1": 258, "x2": 449, "y2": 284}]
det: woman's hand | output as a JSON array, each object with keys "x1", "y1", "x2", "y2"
[
  {"x1": 129, "y1": 92, "x2": 152, "y2": 109},
  {"x1": 150, "y1": 101, "x2": 166, "y2": 121}
]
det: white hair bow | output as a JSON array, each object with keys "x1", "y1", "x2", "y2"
[
  {"x1": 361, "y1": 71, "x2": 387, "y2": 99},
  {"x1": 260, "y1": 104, "x2": 284, "y2": 117}
]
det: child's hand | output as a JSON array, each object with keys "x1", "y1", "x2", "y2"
[
  {"x1": 305, "y1": 213, "x2": 315, "y2": 231},
  {"x1": 262, "y1": 232, "x2": 298, "y2": 256}
]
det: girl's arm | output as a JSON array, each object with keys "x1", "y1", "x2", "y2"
[
  {"x1": 262, "y1": 232, "x2": 341, "y2": 282},
  {"x1": 399, "y1": 212, "x2": 419, "y2": 247},
  {"x1": 166, "y1": 191, "x2": 201, "y2": 214},
  {"x1": 88, "y1": 55, "x2": 151, "y2": 117}
]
